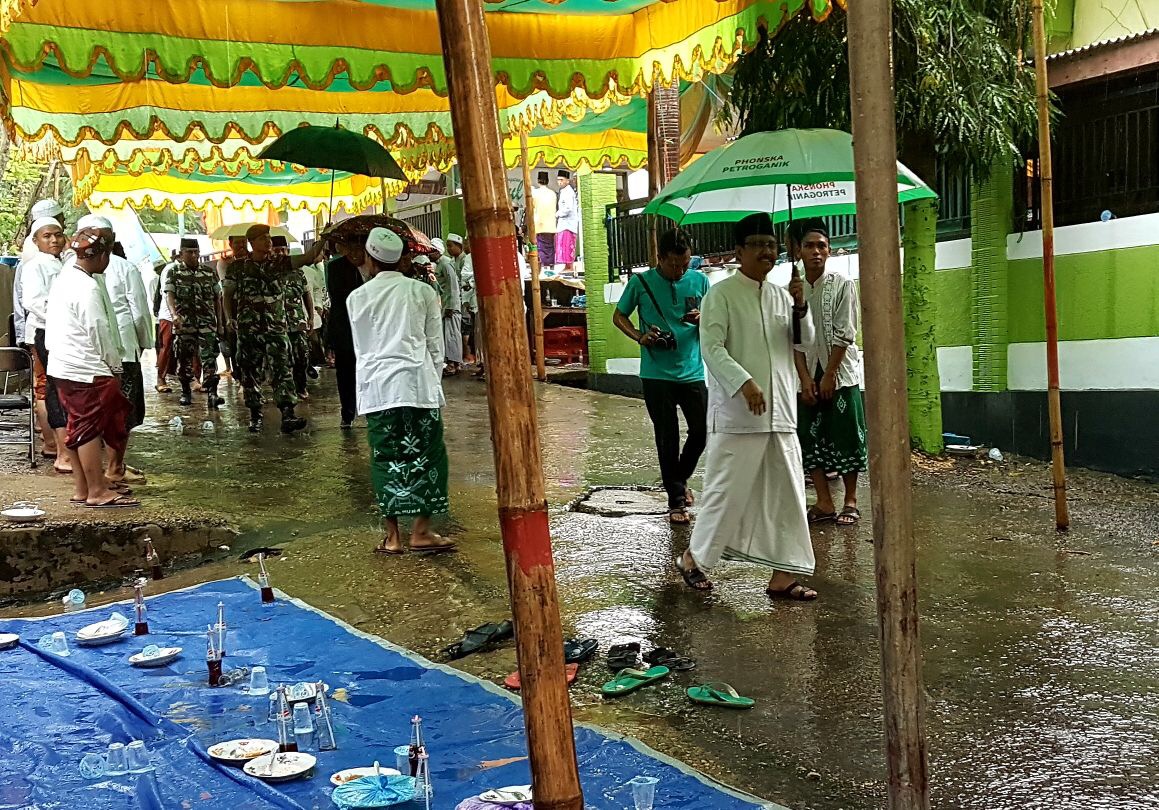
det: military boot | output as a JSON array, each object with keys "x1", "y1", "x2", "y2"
[
  {"x1": 248, "y1": 407, "x2": 264, "y2": 433},
  {"x1": 205, "y1": 380, "x2": 222, "y2": 410},
  {"x1": 178, "y1": 380, "x2": 193, "y2": 407},
  {"x1": 280, "y1": 405, "x2": 307, "y2": 434}
]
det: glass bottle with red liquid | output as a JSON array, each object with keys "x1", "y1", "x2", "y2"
[
  {"x1": 144, "y1": 539, "x2": 163, "y2": 580},
  {"x1": 133, "y1": 580, "x2": 149, "y2": 636},
  {"x1": 257, "y1": 554, "x2": 275, "y2": 605},
  {"x1": 206, "y1": 625, "x2": 223, "y2": 686},
  {"x1": 276, "y1": 687, "x2": 298, "y2": 753}
]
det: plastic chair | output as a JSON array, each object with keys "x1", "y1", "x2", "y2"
[{"x1": 0, "y1": 347, "x2": 36, "y2": 467}]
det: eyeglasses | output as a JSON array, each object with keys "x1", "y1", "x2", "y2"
[{"x1": 743, "y1": 239, "x2": 778, "y2": 250}]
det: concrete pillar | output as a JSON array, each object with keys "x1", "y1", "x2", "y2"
[
  {"x1": 579, "y1": 172, "x2": 635, "y2": 375},
  {"x1": 969, "y1": 159, "x2": 1014, "y2": 392},
  {"x1": 440, "y1": 195, "x2": 466, "y2": 238}
]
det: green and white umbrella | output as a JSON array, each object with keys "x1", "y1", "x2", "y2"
[{"x1": 643, "y1": 128, "x2": 937, "y2": 225}]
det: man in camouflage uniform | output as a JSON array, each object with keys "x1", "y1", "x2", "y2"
[
  {"x1": 223, "y1": 225, "x2": 322, "y2": 433},
  {"x1": 165, "y1": 237, "x2": 223, "y2": 410},
  {"x1": 273, "y1": 235, "x2": 315, "y2": 400}
]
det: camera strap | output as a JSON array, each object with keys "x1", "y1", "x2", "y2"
[{"x1": 637, "y1": 273, "x2": 676, "y2": 335}]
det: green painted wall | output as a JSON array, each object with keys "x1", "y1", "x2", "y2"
[
  {"x1": 969, "y1": 160, "x2": 1013, "y2": 391},
  {"x1": 1071, "y1": 0, "x2": 1159, "y2": 49},
  {"x1": 1006, "y1": 245, "x2": 1159, "y2": 343},
  {"x1": 934, "y1": 267, "x2": 972, "y2": 347},
  {"x1": 580, "y1": 173, "x2": 637, "y2": 373},
  {"x1": 440, "y1": 196, "x2": 466, "y2": 239}
]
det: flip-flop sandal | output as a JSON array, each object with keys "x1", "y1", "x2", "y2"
[
  {"x1": 643, "y1": 647, "x2": 697, "y2": 672},
  {"x1": 563, "y1": 638, "x2": 599, "y2": 664},
  {"x1": 674, "y1": 555, "x2": 713, "y2": 592},
  {"x1": 837, "y1": 506, "x2": 861, "y2": 525},
  {"x1": 668, "y1": 507, "x2": 691, "y2": 525},
  {"x1": 40, "y1": 451, "x2": 58, "y2": 459},
  {"x1": 606, "y1": 642, "x2": 641, "y2": 671},
  {"x1": 117, "y1": 467, "x2": 148, "y2": 485},
  {"x1": 687, "y1": 682, "x2": 755, "y2": 709},
  {"x1": 684, "y1": 488, "x2": 695, "y2": 506},
  {"x1": 766, "y1": 581, "x2": 818, "y2": 601},
  {"x1": 808, "y1": 506, "x2": 837, "y2": 524},
  {"x1": 85, "y1": 494, "x2": 140, "y2": 509},
  {"x1": 155, "y1": 384, "x2": 172, "y2": 393},
  {"x1": 53, "y1": 466, "x2": 73, "y2": 475},
  {"x1": 109, "y1": 482, "x2": 133, "y2": 495},
  {"x1": 504, "y1": 663, "x2": 579, "y2": 691},
  {"x1": 601, "y1": 666, "x2": 670, "y2": 698},
  {"x1": 373, "y1": 546, "x2": 405, "y2": 556},
  {"x1": 411, "y1": 539, "x2": 457, "y2": 555},
  {"x1": 69, "y1": 497, "x2": 86, "y2": 505}
]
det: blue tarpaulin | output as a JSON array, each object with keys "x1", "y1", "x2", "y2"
[{"x1": 0, "y1": 579, "x2": 771, "y2": 809}]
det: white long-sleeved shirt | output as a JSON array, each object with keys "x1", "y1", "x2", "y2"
[
  {"x1": 157, "y1": 264, "x2": 175, "y2": 321},
  {"x1": 435, "y1": 255, "x2": 462, "y2": 312},
  {"x1": 801, "y1": 269, "x2": 862, "y2": 389},
  {"x1": 45, "y1": 264, "x2": 123, "y2": 382},
  {"x1": 346, "y1": 270, "x2": 445, "y2": 415},
  {"x1": 303, "y1": 264, "x2": 329, "y2": 329},
  {"x1": 19, "y1": 252, "x2": 63, "y2": 334},
  {"x1": 699, "y1": 270, "x2": 815, "y2": 434},
  {"x1": 556, "y1": 184, "x2": 579, "y2": 234},
  {"x1": 459, "y1": 256, "x2": 477, "y2": 314},
  {"x1": 102, "y1": 254, "x2": 152, "y2": 362}
]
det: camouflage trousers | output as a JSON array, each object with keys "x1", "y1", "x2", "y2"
[
  {"x1": 176, "y1": 331, "x2": 220, "y2": 389},
  {"x1": 235, "y1": 331, "x2": 297, "y2": 410},
  {"x1": 288, "y1": 329, "x2": 311, "y2": 394}
]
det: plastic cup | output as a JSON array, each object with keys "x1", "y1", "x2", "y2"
[
  {"x1": 394, "y1": 744, "x2": 410, "y2": 774},
  {"x1": 108, "y1": 611, "x2": 130, "y2": 630},
  {"x1": 79, "y1": 753, "x2": 106, "y2": 779},
  {"x1": 64, "y1": 588, "x2": 86, "y2": 612},
  {"x1": 248, "y1": 666, "x2": 270, "y2": 696},
  {"x1": 50, "y1": 631, "x2": 70, "y2": 657},
  {"x1": 105, "y1": 743, "x2": 128, "y2": 776},
  {"x1": 125, "y1": 740, "x2": 151, "y2": 773},
  {"x1": 629, "y1": 776, "x2": 659, "y2": 810},
  {"x1": 140, "y1": 644, "x2": 161, "y2": 659}
]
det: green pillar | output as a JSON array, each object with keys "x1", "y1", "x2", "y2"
[
  {"x1": 440, "y1": 195, "x2": 466, "y2": 238},
  {"x1": 902, "y1": 196, "x2": 945, "y2": 453},
  {"x1": 579, "y1": 173, "x2": 637, "y2": 374},
  {"x1": 969, "y1": 159, "x2": 1013, "y2": 392}
]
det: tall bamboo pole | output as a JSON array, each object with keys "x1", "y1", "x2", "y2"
[
  {"x1": 434, "y1": 3, "x2": 583, "y2": 809},
  {"x1": 1031, "y1": 0, "x2": 1070, "y2": 531},
  {"x1": 520, "y1": 132, "x2": 547, "y2": 381},
  {"x1": 845, "y1": 2, "x2": 930, "y2": 808}
]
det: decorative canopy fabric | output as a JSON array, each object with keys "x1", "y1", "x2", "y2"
[
  {"x1": 0, "y1": 0, "x2": 840, "y2": 101},
  {"x1": 73, "y1": 160, "x2": 406, "y2": 215}
]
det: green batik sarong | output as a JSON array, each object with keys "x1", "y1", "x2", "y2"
[
  {"x1": 798, "y1": 385, "x2": 869, "y2": 475},
  {"x1": 367, "y1": 407, "x2": 450, "y2": 517}
]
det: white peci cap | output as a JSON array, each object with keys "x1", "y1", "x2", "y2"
[
  {"x1": 365, "y1": 227, "x2": 404, "y2": 264},
  {"x1": 446, "y1": 233, "x2": 464, "y2": 245},
  {"x1": 31, "y1": 199, "x2": 63, "y2": 219},
  {"x1": 411, "y1": 255, "x2": 431, "y2": 266}
]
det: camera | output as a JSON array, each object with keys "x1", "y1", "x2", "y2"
[{"x1": 650, "y1": 330, "x2": 677, "y2": 350}]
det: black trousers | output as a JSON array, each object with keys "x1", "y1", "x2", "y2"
[
  {"x1": 333, "y1": 347, "x2": 357, "y2": 424},
  {"x1": 33, "y1": 329, "x2": 68, "y2": 430},
  {"x1": 641, "y1": 378, "x2": 708, "y2": 508}
]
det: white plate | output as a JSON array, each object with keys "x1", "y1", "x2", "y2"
[
  {"x1": 207, "y1": 738, "x2": 279, "y2": 766},
  {"x1": 244, "y1": 752, "x2": 316, "y2": 782},
  {"x1": 945, "y1": 444, "x2": 982, "y2": 456},
  {"x1": 129, "y1": 646, "x2": 182, "y2": 667},
  {"x1": 285, "y1": 682, "x2": 329, "y2": 703},
  {"x1": 480, "y1": 785, "x2": 534, "y2": 805},
  {"x1": 2, "y1": 506, "x2": 45, "y2": 523},
  {"x1": 76, "y1": 623, "x2": 127, "y2": 646},
  {"x1": 329, "y1": 766, "x2": 402, "y2": 787},
  {"x1": 0, "y1": 633, "x2": 19, "y2": 650}
]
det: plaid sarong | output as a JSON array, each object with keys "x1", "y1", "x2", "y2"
[{"x1": 367, "y1": 407, "x2": 450, "y2": 517}]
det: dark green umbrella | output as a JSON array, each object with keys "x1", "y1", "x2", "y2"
[{"x1": 258, "y1": 124, "x2": 407, "y2": 180}]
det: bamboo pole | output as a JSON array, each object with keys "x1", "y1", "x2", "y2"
[
  {"x1": 1031, "y1": 0, "x2": 1070, "y2": 531},
  {"x1": 520, "y1": 132, "x2": 547, "y2": 381},
  {"x1": 845, "y1": 2, "x2": 930, "y2": 809},
  {"x1": 433, "y1": 3, "x2": 583, "y2": 809}
]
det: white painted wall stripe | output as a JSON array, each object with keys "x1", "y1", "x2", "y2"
[
  {"x1": 1007, "y1": 337, "x2": 1159, "y2": 391},
  {"x1": 936, "y1": 346, "x2": 974, "y2": 391},
  {"x1": 1005, "y1": 213, "x2": 1159, "y2": 261}
]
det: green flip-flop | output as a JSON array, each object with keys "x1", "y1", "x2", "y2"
[
  {"x1": 600, "y1": 666, "x2": 671, "y2": 698},
  {"x1": 686, "y1": 682, "x2": 755, "y2": 709}
]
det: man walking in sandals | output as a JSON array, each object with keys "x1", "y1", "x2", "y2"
[
  {"x1": 675, "y1": 213, "x2": 818, "y2": 602},
  {"x1": 790, "y1": 219, "x2": 867, "y2": 526}
]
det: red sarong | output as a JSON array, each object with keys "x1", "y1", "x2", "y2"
[
  {"x1": 554, "y1": 228, "x2": 577, "y2": 264},
  {"x1": 156, "y1": 319, "x2": 176, "y2": 378},
  {"x1": 53, "y1": 376, "x2": 130, "y2": 453}
]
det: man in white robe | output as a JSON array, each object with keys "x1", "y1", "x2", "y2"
[{"x1": 676, "y1": 212, "x2": 819, "y2": 601}]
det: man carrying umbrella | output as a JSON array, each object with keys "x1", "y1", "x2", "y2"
[
  {"x1": 223, "y1": 224, "x2": 323, "y2": 433},
  {"x1": 676, "y1": 213, "x2": 818, "y2": 601}
]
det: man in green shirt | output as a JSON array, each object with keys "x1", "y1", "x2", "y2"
[{"x1": 613, "y1": 229, "x2": 710, "y2": 524}]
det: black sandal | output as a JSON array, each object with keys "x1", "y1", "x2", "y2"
[
  {"x1": 606, "y1": 642, "x2": 641, "y2": 671},
  {"x1": 674, "y1": 555, "x2": 712, "y2": 592},
  {"x1": 563, "y1": 638, "x2": 599, "y2": 664},
  {"x1": 441, "y1": 619, "x2": 515, "y2": 660},
  {"x1": 807, "y1": 506, "x2": 837, "y2": 524},
  {"x1": 837, "y1": 506, "x2": 861, "y2": 525},
  {"x1": 766, "y1": 581, "x2": 818, "y2": 601},
  {"x1": 643, "y1": 646, "x2": 697, "y2": 672}
]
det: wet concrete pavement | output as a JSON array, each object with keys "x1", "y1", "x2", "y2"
[{"x1": 5, "y1": 367, "x2": 1158, "y2": 809}]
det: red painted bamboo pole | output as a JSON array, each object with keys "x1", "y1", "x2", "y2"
[
  {"x1": 433, "y1": 2, "x2": 583, "y2": 808},
  {"x1": 1031, "y1": 0, "x2": 1070, "y2": 531}
]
